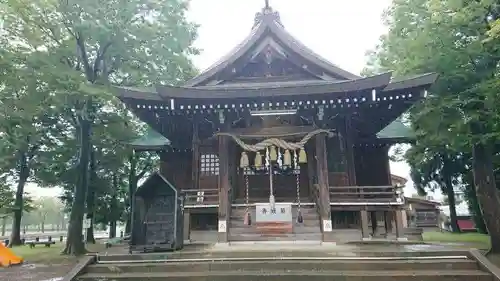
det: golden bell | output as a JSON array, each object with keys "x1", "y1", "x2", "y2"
[
  {"x1": 240, "y1": 152, "x2": 249, "y2": 168},
  {"x1": 298, "y1": 148, "x2": 307, "y2": 164},
  {"x1": 283, "y1": 149, "x2": 292, "y2": 166},
  {"x1": 269, "y1": 146, "x2": 277, "y2": 161},
  {"x1": 254, "y1": 151, "x2": 262, "y2": 167}
]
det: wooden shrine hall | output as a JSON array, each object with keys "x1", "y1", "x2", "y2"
[{"x1": 116, "y1": 3, "x2": 437, "y2": 243}]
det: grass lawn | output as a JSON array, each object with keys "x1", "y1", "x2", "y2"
[
  {"x1": 423, "y1": 230, "x2": 490, "y2": 249},
  {"x1": 10, "y1": 242, "x2": 106, "y2": 265}
]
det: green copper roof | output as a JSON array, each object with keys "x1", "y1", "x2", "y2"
[
  {"x1": 377, "y1": 119, "x2": 415, "y2": 139},
  {"x1": 129, "y1": 127, "x2": 170, "y2": 151}
]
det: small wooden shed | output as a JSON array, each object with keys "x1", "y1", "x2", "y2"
[{"x1": 130, "y1": 172, "x2": 184, "y2": 253}]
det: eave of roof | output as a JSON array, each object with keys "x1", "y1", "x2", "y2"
[
  {"x1": 184, "y1": 8, "x2": 360, "y2": 87},
  {"x1": 383, "y1": 73, "x2": 438, "y2": 92},
  {"x1": 114, "y1": 72, "x2": 437, "y2": 103},
  {"x1": 155, "y1": 72, "x2": 392, "y2": 99},
  {"x1": 406, "y1": 197, "x2": 442, "y2": 207}
]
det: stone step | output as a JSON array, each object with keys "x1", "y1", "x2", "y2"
[
  {"x1": 78, "y1": 270, "x2": 491, "y2": 281},
  {"x1": 229, "y1": 226, "x2": 321, "y2": 234},
  {"x1": 85, "y1": 259, "x2": 479, "y2": 274},
  {"x1": 230, "y1": 210, "x2": 319, "y2": 218},
  {"x1": 96, "y1": 250, "x2": 473, "y2": 262},
  {"x1": 230, "y1": 217, "x2": 319, "y2": 224},
  {"x1": 228, "y1": 233, "x2": 324, "y2": 241}
]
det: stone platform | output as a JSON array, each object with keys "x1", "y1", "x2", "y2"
[{"x1": 74, "y1": 243, "x2": 497, "y2": 281}]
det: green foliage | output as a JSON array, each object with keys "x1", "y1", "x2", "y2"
[
  {"x1": 1, "y1": 0, "x2": 198, "y2": 254},
  {"x1": 365, "y1": 0, "x2": 500, "y2": 240}
]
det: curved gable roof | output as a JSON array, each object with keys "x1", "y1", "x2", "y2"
[{"x1": 185, "y1": 6, "x2": 360, "y2": 87}]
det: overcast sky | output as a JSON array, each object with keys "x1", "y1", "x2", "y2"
[{"x1": 27, "y1": 0, "x2": 442, "y2": 200}]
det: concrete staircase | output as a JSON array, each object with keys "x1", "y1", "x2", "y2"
[
  {"x1": 228, "y1": 204, "x2": 322, "y2": 241},
  {"x1": 77, "y1": 250, "x2": 494, "y2": 281}
]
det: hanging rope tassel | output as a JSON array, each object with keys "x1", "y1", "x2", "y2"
[
  {"x1": 269, "y1": 145, "x2": 277, "y2": 161},
  {"x1": 240, "y1": 151, "x2": 249, "y2": 168},
  {"x1": 295, "y1": 150, "x2": 303, "y2": 224},
  {"x1": 297, "y1": 210, "x2": 303, "y2": 224},
  {"x1": 244, "y1": 173, "x2": 252, "y2": 226},
  {"x1": 244, "y1": 209, "x2": 252, "y2": 226},
  {"x1": 298, "y1": 148, "x2": 307, "y2": 164},
  {"x1": 283, "y1": 149, "x2": 292, "y2": 166},
  {"x1": 254, "y1": 151, "x2": 262, "y2": 168}
]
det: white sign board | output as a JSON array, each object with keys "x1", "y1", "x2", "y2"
[
  {"x1": 255, "y1": 203, "x2": 292, "y2": 223},
  {"x1": 218, "y1": 219, "x2": 227, "y2": 233},
  {"x1": 322, "y1": 219, "x2": 333, "y2": 232}
]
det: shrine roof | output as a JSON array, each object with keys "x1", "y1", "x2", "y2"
[
  {"x1": 156, "y1": 72, "x2": 391, "y2": 99},
  {"x1": 115, "y1": 72, "x2": 437, "y2": 101},
  {"x1": 376, "y1": 119, "x2": 414, "y2": 140},
  {"x1": 129, "y1": 127, "x2": 171, "y2": 151},
  {"x1": 185, "y1": 5, "x2": 360, "y2": 87}
]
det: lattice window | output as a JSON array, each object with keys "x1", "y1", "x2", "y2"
[{"x1": 200, "y1": 154, "x2": 219, "y2": 175}]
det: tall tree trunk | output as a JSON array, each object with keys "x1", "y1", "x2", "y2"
[
  {"x1": 109, "y1": 174, "x2": 119, "y2": 239},
  {"x1": 62, "y1": 118, "x2": 91, "y2": 255},
  {"x1": 9, "y1": 151, "x2": 29, "y2": 247},
  {"x1": 1, "y1": 217, "x2": 6, "y2": 236},
  {"x1": 445, "y1": 186, "x2": 460, "y2": 232},
  {"x1": 472, "y1": 142, "x2": 500, "y2": 254},
  {"x1": 464, "y1": 172, "x2": 488, "y2": 233},
  {"x1": 109, "y1": 221, "x2": 117, "y2": 239},
  {"x1": 86, "y1": 149, "x2": 96, "y2": 244},
  {"x1": 442, "y1": 155, "x2": 460, "y2": 233},
  {"x1": 41, "y1": 222, "x2": 45, "y2": 233},
  {"x1": 125, "y1": 153, "x2": 137, "y2": 234}
]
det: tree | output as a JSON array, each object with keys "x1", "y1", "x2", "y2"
[
  {"x1": 1, "y1": 0, "x2": 197, "y2": 254},
  {"x1": 365, "y1": 0, "x2": 500, "y2": 253},
  {"x1": 407, "y1": 145, "x2": 465, "y2": 232},
  {"x1": 32, "y1": 197, "x2": 63, "y2": 233},
  {"x1": 0, "y1": 45, "x2": 64, "y2": 246}
]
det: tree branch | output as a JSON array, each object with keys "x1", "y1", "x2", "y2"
[{"x1": 75, "y1": 33, "x2": 94, "y2": 82}]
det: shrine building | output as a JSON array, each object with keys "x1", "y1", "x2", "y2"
[{"x1": 116, "y1": 4, "x2": 437, "y2": 243}]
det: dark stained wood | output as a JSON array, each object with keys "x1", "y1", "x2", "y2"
[
  {"x1": 328, "y1": 185, "x2": 397, "y2": 203},
  {"x1": 192, "y1": 121, "x2": 200, "y2": 190},
  {"x1": 315, "y1": 134, "x2": 331, "y2": 219},
  {"x1": 360, "y1": 209, "x2": 370, "y2": 238},
  {"x1": 218, "y1": 135, "x2": 230, "y2": 219},
  {"x1": 395, "y1": 209, "x2": 404, "y2": 239},
  {"x1": 156, "y1": 73, "x2": 391, "y2": 99},
  {"x1": 344, "y1": 116, "x2": 357, "y2": 185}
]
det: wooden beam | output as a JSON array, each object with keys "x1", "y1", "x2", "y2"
[
  {"x1": 344, "y1": 116, "x2": 357, "y2": 186},
  {"x1": 315, "y1": 134, "x2": 331, "y2": 220},
  {"x1": 217, "y1": 120, "x2": 230, "y2": 242},
  {"x1": 191, "y1": 121, "x2": 200, "y2": 190}
]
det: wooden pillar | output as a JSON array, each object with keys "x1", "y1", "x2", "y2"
[
  {"x1": 217, "y1": 135, "x2": 229, "y2": 242},
  {"x1": 382, "y1": 146, "x2": 392, "y2": 185},
  {"x1": 344, "y1": 117, "x2": 357, "y2": 186},
  {"x1": 370, "y1": 211, "x2": 378, "y2": 236},
  {"x1": 315, "y1": 134, "x2": 333, "y2": 240},
  {"x1": 395, "y1": 208, "x2": 405, "y2": 240},
  {"x1": 385, "y1": 211, "x2": 393, "y2": 234},
  {"x1": 306, "y1": 143, "x2": 316, "y2": 195},
  {"x1": 183, "y1": 209, "x2": 191, "y2": 241},
  {"x1": 191, "y1": 122, "x2": 200, "y2": 190},
  {"x1": 360, "y1": 209, "x2": 370, "y2": 239}
]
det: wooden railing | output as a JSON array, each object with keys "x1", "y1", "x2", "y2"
[
  {"x1": 328, "y1": 185, "x2": 400, "y2": 203},
  {"x1": 183, "y1": 189, "x2": 219, "y2": 206}
]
